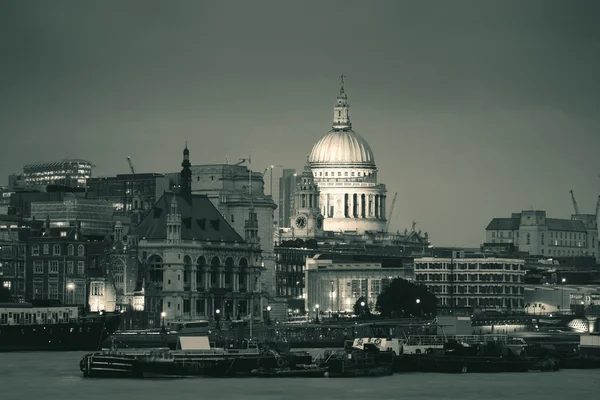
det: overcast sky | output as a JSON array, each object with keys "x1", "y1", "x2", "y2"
[{"x1": 1, "y1": 0, "x2": 599, "y2": 247}]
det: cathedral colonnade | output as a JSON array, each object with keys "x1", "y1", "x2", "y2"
[{"x1": 320, "y1": 192, "x2": 386, "y2": 220}]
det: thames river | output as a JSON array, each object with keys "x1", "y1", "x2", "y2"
[{"x1": 1, "y1": 351, "x2": 597, "y2": 400}]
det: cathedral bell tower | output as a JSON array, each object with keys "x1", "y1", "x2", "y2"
[
  {"x1": 332, "y1": 73, "x2": 351, "y2": 131},
  {"x1": 291, "y1": 159, "x2": 324, "y2": 239}
]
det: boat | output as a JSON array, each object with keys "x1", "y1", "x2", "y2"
[
  {"x1": 101, "y1": 320, "x2": 210, "y2": 350},
  {"x1": 0, "y1": 302, "x2": 121, "y2": 352},
  {"x1": 323, "y1": 342, "x2": 395, "y2": 378},
  {"x1": 80, "y1": 335, "x2": 313, "y2": 378}
]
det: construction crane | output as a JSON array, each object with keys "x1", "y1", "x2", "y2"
[
  {"x1": 569, "y1": 190, "x2": 580, "y2": 215},
  {"x1": 126, "y1": 157, "x2": 136, "y2": 174},
  {"x1": 234, "y1": 158, "x2": 249, "y2": 166},
  {"x1": 386, "y1": 192, "x2": 398, "y2": 231}
]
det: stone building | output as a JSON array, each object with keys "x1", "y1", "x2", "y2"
[
  {"x1": 136, "y1": 147, "x2": 265, "y2": 327},
  {"x1": 289, "y1": 161, "x2": 324, "y2": 239},
  {"x1": 413, "y1": 256, "x2": 525, "y2": 310},
  {"x1": 308, "y1": 78, "x2": 388, "y2": 233},
  {"x1": 304, "y1": 253, "x2": 412, "y2": 314},
  {"x1": 186, "y1": 163, "x2": 276, "y2": 296},
  {"x1": 486, "y1": 210, "x2": 598, "y2": 262}
]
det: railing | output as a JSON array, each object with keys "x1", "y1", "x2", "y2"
[{"x1": 402, "y1": 334, "x2": 508, "y2": 346}]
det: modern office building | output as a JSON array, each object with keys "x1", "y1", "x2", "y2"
[{"x1": 22, "y1": 159, "x2": 95, "y2": 189}]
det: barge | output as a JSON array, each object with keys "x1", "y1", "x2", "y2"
[{"x1": 80, "y1": 336, "x2": 313, "y2": 378}]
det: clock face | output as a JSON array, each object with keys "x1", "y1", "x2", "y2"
[
  {"x1": 316, "y1": 216, "x2": 323, "y2": 229},
  {"x1": 295, "y1": 216, "x2": 307, "y2": 229}
]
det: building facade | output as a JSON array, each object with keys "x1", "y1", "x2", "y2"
[
  {"x1": 30, "y1": 196, "x2": 114, "y2": 237},
  {"x1": 278, "y1": 169, "x2": 299, "y2": 229},
  {"x1": 25, "y1": 219, "x2": 107, "y2": 307},
  {"x1": 486, "y1": 210, "x2": 598, "y2": 262},
  {"x1": 308, "y1": 79, "x2": 387, "y2": 234},
  {"x1": 133, "y1": 148, "x2": 266, "y2": 326},
  {"x1": 186, "y1": 163, "x2": 276, "y2": 296},
  {"x1": 22, "y1": 159, "x2": 95, "y2": 189},
  {"x1": 86, "y1": 173, "x2": 171, "y2": 214},
  {"x1": 304, "y1": 254, "x2": 412, "y2": 314},
  {"x1": 0, "y1": 229, "x2": 26, "y2": 301},
  {"x1": 413, "y1": 257, "x2": 525, "y2": 310}
]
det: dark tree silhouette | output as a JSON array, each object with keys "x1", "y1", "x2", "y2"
[
  {"x1": 353, "y1": 296, "x2": 371, "y2": 317},
  {"x1": 376, "y1": 278, "x2": 437, "y2": 318},
  {"x1": 0, "y1": 287, "x2": 12, "y2": 302}
]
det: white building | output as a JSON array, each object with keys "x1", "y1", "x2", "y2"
[
  {"x1": 308, "y1": 78, "x2": 387, "y2": 234},
  {"x1": 304, "y1": 254, "x2": 411, "y2": 314},
  {"x1": 485, "y1": 210, "x2": 598, "y2": 262},
  {"x1": 414, "y1": 256, "x2": 525, "y2": 310}
]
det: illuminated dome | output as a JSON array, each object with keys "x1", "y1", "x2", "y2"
[{"x1": 309, "y1": 130, "x2": 375, "y2": 166}]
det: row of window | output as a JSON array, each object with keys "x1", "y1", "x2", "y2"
[
  {"x1": 31, "y1": 244, "x2": 85, "y2": 257},
  {"x1": 317, "y1": 170, "x2": 374, "y2": 178},
  {"x1": 415, "y1": 263, "x2": 523, "y2": 271},
  {"x1": 423, "y1": 284, "x2": 523, "y2": 295},
  {"x1": 492, "y1": 230, "x2": 589, "y2": 241},
  {"x1": 33, "y1": 260, "x2": 85, "y2": 275}
]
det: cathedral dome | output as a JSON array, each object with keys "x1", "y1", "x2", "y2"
[{"x1": 309, "y1": 130, "x2": 375, "y2": 167}]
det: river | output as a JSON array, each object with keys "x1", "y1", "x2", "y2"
[{"x1": 0, "y1": 351, "x2": 596, "y2": 400}]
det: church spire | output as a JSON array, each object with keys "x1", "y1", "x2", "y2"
[
  {"x1": 180, "y1": 143, "x2": 192, "y2": 194},
  {"x1": 332, "y1": 74, "x2": 351, "y2": 131}
]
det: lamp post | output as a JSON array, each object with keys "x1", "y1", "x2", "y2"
[
  {"x1": 561, "y1": 278, "x2": 566, "y2": 312},
  {"x1": 416, "y1": 298, "x2": 421, "y2": 317},
  {"x1": 266, "y1": 305, "x2": 272, "y2": 325},
  {"x1": 160, "y1": 311, "x2": 166, "y2": 331},
  {"x1": 215, "y1": 308, "x2": 221, "y2": 330},
  {"x1": 330, "y1": 280, "x2": 334, "y2": 320},
  {"x1": 360, "y1": 301, "x2": 365, "y2": 319},
  {"x1": 315, "y1": 304, "x2": 320, "y2": 323}
]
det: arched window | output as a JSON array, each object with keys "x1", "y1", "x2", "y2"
[
  {"x1": 77, "y1": 245, "x2": 85, "y2": 256},
  {"x1": 68, "y1": 244, "x2": 74, "y2": 256},
  {"x1": 43, "y1": 244, "x2": 49, "y2": 255},
  {"x1": 53, "y1": 244, "x2": 61, "y2": 256},
  {"x1": 31, "y1": 245, "x2": 39, "y2": 256}
]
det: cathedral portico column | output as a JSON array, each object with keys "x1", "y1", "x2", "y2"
[
  {"x1": 381, "y1": 195, "x2": 386, "y2": 220},
  {"x1": 203, "y1": 296, "x2": 208, "y2": 316},
  {"x1": 246, "y1": 270, "x2": 252, "y2": 292},
  {"x1": 374, "y1": 195, "x2": 379, "y2": 218}
]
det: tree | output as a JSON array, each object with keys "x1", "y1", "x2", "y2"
[
  {"x1": 353, "y1": 296, "x2": 371, "y2": 317},
  {"x1": 0, "y1": 287, "x2": 12, "y2": 302},
  {"x1": 376, "y1": 278, "x2": 437, "y2": 318}
]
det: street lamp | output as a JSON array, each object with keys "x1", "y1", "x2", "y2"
[
  {"x1": 330, "y1": 280, "x2": 334, "y2": 319},
  {"x1": 160, "y1": 311, "x2": 166, "y2": 331},
  {"x1": 416, "y1": 298, "x2": 421, "y2": 317},
  {"x1": 561, "y1": 278, "x2": 567, "y2": 312},
  {"x1": 315, "y1": 304, "x2": 320, "y2": 323},
  {"x1": 266, "y1": 305, "x2": 272, "y2": 325}
]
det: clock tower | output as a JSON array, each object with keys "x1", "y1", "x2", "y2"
[{"x1": 291, "y1": 159, "x2": 324, "y2": 239}]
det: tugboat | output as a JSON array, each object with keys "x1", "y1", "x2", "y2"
[
  {"x1": 323, "y1": 341, "x2": 394, "y2": 378},
  {"x1": 0, "y1": 302, "x2": 121, "y2": 352}
]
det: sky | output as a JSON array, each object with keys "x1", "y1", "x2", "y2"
[{"x1": 1, "y1": 0, "x2": 600, "y2": 247}]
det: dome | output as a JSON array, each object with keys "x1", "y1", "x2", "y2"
[{"x1": 309, "y1": 130, "x2": 375, "y2": 166}]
